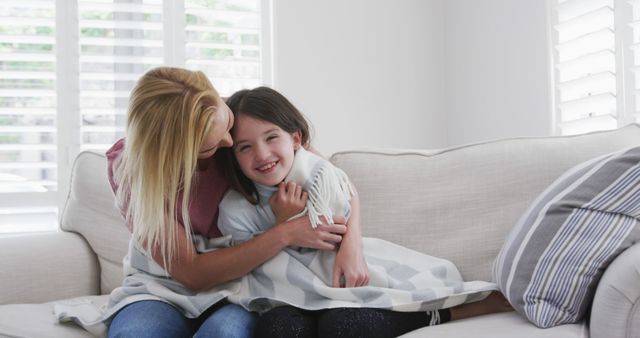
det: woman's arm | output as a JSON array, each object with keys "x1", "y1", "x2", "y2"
[
  {"x1": 332, "y1": 187, "x2": 369, "y2": 288},
  {"x1": 306, "y1": 146, "x2": 369, "y2": 288},
  {"x1": 153, "y1": 216, "x2": 347, "y2": 292}
]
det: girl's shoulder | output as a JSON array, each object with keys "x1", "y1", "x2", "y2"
[
  {"x1": 219, "y1": 189, "x2": 254, "y2": 212},
  {"x1": 218, "y1": 189, "x2": 268, "y2": 235}
]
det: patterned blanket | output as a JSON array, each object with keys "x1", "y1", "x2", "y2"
[{"x1": 55, "y1": 234, "x2": 497, "y2": 337}]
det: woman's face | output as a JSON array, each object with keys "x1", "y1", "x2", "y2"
[{"x1": 198, "y1": 98, "x2": 234, "y2": 159}]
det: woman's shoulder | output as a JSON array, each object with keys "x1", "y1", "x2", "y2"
[
  {"x1": 106, "y1": 138, "x2": 125, "y2": 161},
  {"x1": 106, "y1": 138, "x2": 125, "y2": 192}
]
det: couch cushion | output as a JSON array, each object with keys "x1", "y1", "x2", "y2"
[
  {"x1": 330, "y1": 123, "x2": 640, "y2": 282},
  {"x1": 493, "y1": 146, "x2": 640, "y2": 328},
  {"x1": 61, "y1": 151, "x2": 131, "y2": 294},
  {"x1": 590, "y1": 243, "x2": 640, "y2": 338},
  {"x1": 399, "y1": 312, "x2": 588, "y2": 338},
  {"x1": 0, "y1": 232, "x2": 99, "y2": 304},
  {"x1": 0, "y1": 296, "x2": 108, "y2": 338}
]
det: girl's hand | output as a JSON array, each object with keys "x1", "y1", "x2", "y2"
[
  {"x1": 269, "y1": 182, "x2": 308, "y2": 223},
  {"x1": 277, "y1": 216, "x2": 347, "y2": 251},
  {"x1": 332, "y1": 234, "x2": 369, "y2": 288}
]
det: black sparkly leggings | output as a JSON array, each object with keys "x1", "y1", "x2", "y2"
[{"x1": 254, "y1": 306, "x2": 451, "y2": 338}]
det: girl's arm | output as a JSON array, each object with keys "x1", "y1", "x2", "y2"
[
  {"x1": 332, "y1": 186, "x2": 369, "y2": 288},
  {"x1": 152, "y1": 216, "x2": 347, "y2": 292}
]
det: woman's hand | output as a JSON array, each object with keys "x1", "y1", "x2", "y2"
[
  {"x1": 269, "y1": 182, "x2": 308, "y2": 224},
  {"x1": 332, "y1": 232, "x2": 369, "y2": 288},
  {"x1": 277, "y1": 215, "x2": 347, "y2": 251}
]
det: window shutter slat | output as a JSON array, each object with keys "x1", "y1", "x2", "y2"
[
  {"x1": 0, "y1": 35, "x2": 55, "y2": 44},
  {"x1": 79, "y1": 55, "x2": 163, "y2": 64},
  {"x1": 556, "y1": 49, "x2": 616, "y2": 82},
  {"x1": 557, "y1": 71, "x2": 616, "y2": 102},
  {"x1": 0, "y1": 162, "x2": 56, "y2": 169},
  {"x1": 555, "y1": 28, "x2": 615, "y2": 62},
  {"x1": 559, "y1": 115, "x2": 619, "y2": 135},
  {"x1": 558, "y1": 0, "x2": 612, "y2": 21},
  {"x1": 79, "y1": 2, "x2": 162, "y2": 13},
  {"x1": 0, "y1": 17, "x2": 55, "y2": 26},
  {"x1": 6, "y1": 1, "x2": 54, "y2": 8},
  {"x1": 0, "y1": 71, "x2": 56, "y2": 79},
  {"x1": 80, "y1": 37, "x2": 163, "y2": 47},
  {"x1": 0, "y1": 108, "x2": 56, "y2": 115},
  {"x1": 559, "y1": 92, "x2": 617, "y2": 121},
  {"x1": 556, "y1": 5, "x2": 614, "y2": 43},
  {"x1": 0, "y1": 144, "x2": 56, "y2": 151},
  {"x1": 0, "y1": 54, "x2": 56, "y2": 62}
]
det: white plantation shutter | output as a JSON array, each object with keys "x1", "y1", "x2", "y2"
[
  {"x1": 553, "y1": 0, "x2": 618, "y2": 135},
  {"x1": 0, "y1": 1, "x2": 58, "y2": 231},
  {"x1": 552, "y1": 0, "x2": 638, "y2": 134},
  {"x1": 0, "y1": 0, "x2": 268, "y2": 233},
  {"x1": 184, "y1": 0, "x2": 264, "y2": 95},
  {"x1": 629, "y1": 0, "x2": 640, "y2": 122},
  {"x1": 78, "y1": 0, "x2": 164, "y2": 153}
]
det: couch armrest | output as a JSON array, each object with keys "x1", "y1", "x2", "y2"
[
  {"x1": 590, "y1": 243, "x2": 640, "y2": 338},
  {"x1": 0, "y1": 231, "x2": 100, "y2": 305}
]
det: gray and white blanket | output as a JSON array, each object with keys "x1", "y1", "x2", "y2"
[{"x1": 55, "y1": 234, "x2": 497, "y2": 337}]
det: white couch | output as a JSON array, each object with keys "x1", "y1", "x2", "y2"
[{"x1": 1, "y1": 125, "x2": 640, "y2": 338}]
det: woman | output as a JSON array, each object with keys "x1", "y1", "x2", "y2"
[{"x1": 106, "y1": 67, "x2": 352, "y2": 338}]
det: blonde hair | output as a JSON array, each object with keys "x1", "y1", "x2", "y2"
[{"x1": 114, "y1": 67, "x2": 221, "y2": 268}]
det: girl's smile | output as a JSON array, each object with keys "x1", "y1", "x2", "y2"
[{"x1": 256, "y1": 161, "x2": 278, "y2": 173}]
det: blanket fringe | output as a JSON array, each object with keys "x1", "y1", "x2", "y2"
[
  {"x1": 306, "y1": 164, "x2": 354, "y2": 228},
  {"x1": 427, "y1": 310, "x2": 441, "y2": 326}
]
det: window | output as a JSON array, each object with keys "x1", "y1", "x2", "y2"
[
  {"x1": 550, "y1": 0, "x2": 640, "y2": 135},
  {"x1": 0, "y1": 0, "x2": 270, "y2": 233}
]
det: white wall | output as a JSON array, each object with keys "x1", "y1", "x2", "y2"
[
  {"x1": 272, "y1": 0, "x2": 447, "y2": 155},
  {"x1": 444, "y1": 0, "x2": 553, "y2": 146},
  {"x1": 271, "y1": 0, "x2": 553, "y2": 153}
]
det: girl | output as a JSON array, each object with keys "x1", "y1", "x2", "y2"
[
  {"x1": 218, "y1": 87, "x2": 513, "y2": 338},
  {"x1": 101, "y1": 68, "x2": 349, "y2": 338}
]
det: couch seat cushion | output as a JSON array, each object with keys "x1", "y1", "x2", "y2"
[
  {"x1": 399, "y1": 312, "x2": 588, "y2": 338},
  {"x1": 0, "y1": 296, "x2": 108, "y2": 338}
]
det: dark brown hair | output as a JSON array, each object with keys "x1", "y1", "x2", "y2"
[{"x1": 219, "y1": 86, "x2": 312, "y2": 204}]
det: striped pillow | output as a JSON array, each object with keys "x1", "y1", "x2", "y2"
[{"x1": 492, "y1": 146, "x2": 640, "y2": 328}]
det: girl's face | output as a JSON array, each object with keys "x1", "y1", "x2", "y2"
[
  {"x1": 232, "y1": 114, "x2": 301, "y2": 187},
  {"x1": 198, "y1": 98, "x2": 234, "y2": 159}
]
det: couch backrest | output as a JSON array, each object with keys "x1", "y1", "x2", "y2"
[
  {"x1": 61, "y1": 124, "x2": 640, "y2": 293},
  {"x1": 330, "y1": 123, "x2": 640, "y2": 282}
]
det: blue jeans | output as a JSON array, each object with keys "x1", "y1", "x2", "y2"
[{"x1": 108, "y1": 300, "x2": 256, "y2": 338}]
